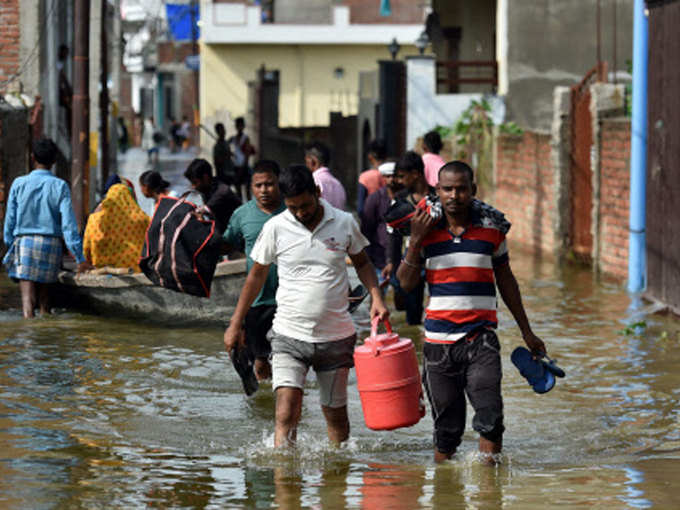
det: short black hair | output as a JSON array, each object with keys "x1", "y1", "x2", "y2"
[
  {"x1": 235, "y1": 117, "x2": 245, "y2": 126},
  {"x1": 424, "y1": 131, "x2": 443, "y2": 154},
  {"x1": 439, "y1": 160, "x2": 474, "y2": 183},
  {"x1": 279, "y1": 164, "x2": 317, "y2": 198},
  {"x1": 395, "y1": 151, "x2": 424, "y2": 175},
  {"x1": 215, "y1": 122, "x2": 225, "y2": 134},
  {"x1": 252, "y1": 159, "x2": 280, "y2": 177},
  {"x1": 139, "y1": 170, "x2": 170, "y2": 192},
  {"x1": 305, "y1": 141, "x2": 330, "y2": 166},
  {"x1": 184, "y1": 158, "x2": 213, "y2": 181},
  {"x1": 366, "y1": 138, "x2": 387, "y2": 161},
  {"x1": 33, "y1": 138, "x2": 58, "y2": 167}
]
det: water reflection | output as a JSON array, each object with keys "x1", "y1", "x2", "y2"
[{"x1": 1, "y1": 252, "x2": 680, "y2": 508}]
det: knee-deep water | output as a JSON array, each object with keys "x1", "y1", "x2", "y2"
[{"x1": 1, "y1": 252, "x2": 679, "y2": 509}]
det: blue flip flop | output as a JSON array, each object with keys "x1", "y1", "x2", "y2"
[
  {"x1": 541, "y1": 354, "x2": 566, "y2": 379},
  {"x1": 511, "y1": 347, "x2": 555, "y2": 394}
]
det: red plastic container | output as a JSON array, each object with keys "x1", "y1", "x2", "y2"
[{"x1": 354, "y1": 318, "x2": 425, "y2": 430}]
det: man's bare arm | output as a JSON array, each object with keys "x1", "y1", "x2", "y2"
[{"x1": 223, "y1": 262, "x2": 270, "y2": 352}]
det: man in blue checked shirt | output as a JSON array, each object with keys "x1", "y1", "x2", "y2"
[{"x1": 3, "y1": 138, "x2": 91, "y2": 318}]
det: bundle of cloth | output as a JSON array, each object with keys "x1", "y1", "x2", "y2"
[{"x1": 384, "y1": 194, "x2": 511, "y2": 236}]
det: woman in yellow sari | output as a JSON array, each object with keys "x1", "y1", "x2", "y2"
[{"x1": 83, "y1": 183, "x2": 150, "y2": 272}]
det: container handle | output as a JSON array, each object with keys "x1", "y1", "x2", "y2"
[
  {"x1": 369, "y1": 317, "x2": 393, "y2": 357},
  {"x1": 370, "y1": 316, "x2": 393, "y2": 338}
]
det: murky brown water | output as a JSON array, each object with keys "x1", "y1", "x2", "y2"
[{"x1": 1, "y1": 251, "x2": 679, "y2": 509}]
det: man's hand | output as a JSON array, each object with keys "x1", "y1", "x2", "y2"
[
  {"x1": 224, "y1": 324, "x2": 245, "y2": 354},
  {"x1": 523, "y1": 331, "x2": 546, "y2": 357},
  {"x1": 369, "y1": 296, "x2": 390, "y2": 322},
  {"x1": 410, "y1": 207, "x2": 436, "y2": 244},
  {"x1": 76, "y1": 261, "x2": 93, "y2": 273}
]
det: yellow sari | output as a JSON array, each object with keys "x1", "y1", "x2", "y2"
[{"x1": 83, "y1": 184, "x2": 150, "y2": 272}]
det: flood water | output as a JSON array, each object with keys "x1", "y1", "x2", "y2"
[{"x1": 1, "y1": 252, "x2": 679, "y2": 509}]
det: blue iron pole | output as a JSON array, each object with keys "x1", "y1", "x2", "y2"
[{"x1": 627, "y1": 0, "x2": 648, "y2": 293}]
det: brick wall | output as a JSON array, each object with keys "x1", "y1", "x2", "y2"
[
  {"x1": 157, "y1": 41, "x2": 196, "y2": 65},
  {"x1": 598, "y1": 118, "x2": 631, "y2": 278},
  {"x1": 0, "y1": 0, "x2": 20, "y2": 94},
  {"x1": 494, "y1": 131, "x2": 558, "y2": 255}
]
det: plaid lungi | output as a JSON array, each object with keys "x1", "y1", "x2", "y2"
[{"x1": 2, "y1": 235, "x2": 63, "y2": 283}]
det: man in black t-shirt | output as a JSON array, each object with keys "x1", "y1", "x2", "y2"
[{"x1": 184, "y1": 158, "x2": 241, "y2": 234}]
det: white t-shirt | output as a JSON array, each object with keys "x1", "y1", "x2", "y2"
[{"x1": 250, "y1": 199, "x2": 369, "y2": 342}]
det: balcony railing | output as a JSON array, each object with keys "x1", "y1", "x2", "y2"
[{"x1": 436, "y1": 60, "x2": 498, "y2": 93}]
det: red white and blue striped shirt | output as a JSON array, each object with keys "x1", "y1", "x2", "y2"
[{"x1": 419, "y1": 211, "x2": 509, "y2": 344}]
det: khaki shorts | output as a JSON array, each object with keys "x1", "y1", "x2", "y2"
[{"x1": 271, "y1": 331, "x2": 356, "y2": 408}]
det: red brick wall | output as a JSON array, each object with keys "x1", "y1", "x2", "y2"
[
  {"x1": 494, "y1": 132, "x2": 558, "y2": 255},
  {"x1": 598, "y1": 118, "x2": 631, "y2": 278},
  {"x1": 157, "y1": 41, "x2": 196, "y2": 65},
  {"x1": 0, "y1": 0, "x2": 20, "y2": 94}
]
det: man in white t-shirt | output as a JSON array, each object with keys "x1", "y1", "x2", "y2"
[{"x1": 224, "y1": 164, "x2": 389, "y2": 447}]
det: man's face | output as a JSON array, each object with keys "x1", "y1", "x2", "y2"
[
  {"x1": 395, "y1": 169, "x2": 418, "y2": 192},
  {"x1": 190, "y1": 174, "x2": 212, "y2": 194},
  {"x1": 436, "y1": 170, "x2": 475, "y2": 216},
  {"x1": 284, "y1": 191, "x2": 320, "y2": 228},
  {"x1": 384, "y1": 174, "x2": 401, "y2": 192},
  {"x1": 304, "y1": 154, "x2": 319, "y2": 172},
  {"x1": 251, "y1": 172, "x2": 280, "y2": 209}
]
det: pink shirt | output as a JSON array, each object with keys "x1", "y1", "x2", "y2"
[
  {"x1": 422, "y1": 152, "x2": 446, "y2": 187},
  {"x1": 358, "y1": 169, "x2": 385, "y2": 195},
  {"x1": 313, "y1": 167, "x2": 347, "y2": 210}
]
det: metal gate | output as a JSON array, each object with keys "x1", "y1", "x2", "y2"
[
  {"x1": 569, "y1": 64, "x2": 606, "y2": 260},
  {"x1": 646, "y1": 0, "x2": 680, "y2": 313}
]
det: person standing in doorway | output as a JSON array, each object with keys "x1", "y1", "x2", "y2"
[
  {"x1": 224, "y1": 165, "x2": 388, "y2": 447},
  {"x1": 2, "y1": 138, "x2": 91, "y2": 318},
  {"x1": 213, "y1": 122, "x2": 235, "y2": 188},
  {"x1": 397, "y1": 160, "x2": 546, "y2": 464},
  {"x1": 304, "y1": 141, "x2": 346, "y2": 210},
  {"x1": 57, "y1": 44, "x2": 73, "y2": 136},
  {"x1": 229, "y1": 117, "x2": 256, "y2": 203}
]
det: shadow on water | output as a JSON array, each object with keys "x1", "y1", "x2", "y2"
[{"x1": 1, "y1": 249, "x2": 680, "y2": 508}]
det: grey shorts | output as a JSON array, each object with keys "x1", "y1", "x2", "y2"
[{"x1": 271, "y1": 331, "x2": 357, "y2": 408}]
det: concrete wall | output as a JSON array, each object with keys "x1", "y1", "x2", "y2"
[
  {"x1": 504, "y1": 0, "x2": 633, "y2": 132},
  {"x1": 406, "y1": 56, "x2": 504, "y2": 151},
  {"x1": 201, "y1": 42, "x2": 419, "y2": 131}
]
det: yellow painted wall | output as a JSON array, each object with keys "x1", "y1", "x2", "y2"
[{"x1": 201, "y1": 43, "x2": 418, "y2": 129}]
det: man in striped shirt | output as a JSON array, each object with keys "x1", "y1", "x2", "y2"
[{"x1": 397, "y1": 160, "x2": 546, "y2": 464}]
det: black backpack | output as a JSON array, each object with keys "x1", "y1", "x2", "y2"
[{"x1": 140, "y1": 194, "x2": 221, "y2": 297}]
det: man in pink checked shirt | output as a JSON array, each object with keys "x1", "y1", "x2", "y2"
[{"x1": 304, "y1": 141, "x2": 347, "y2": 210}]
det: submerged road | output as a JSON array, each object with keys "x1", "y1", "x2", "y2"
[{"x1": 1, "y1": 251, "x2": 680, "y2": 508}]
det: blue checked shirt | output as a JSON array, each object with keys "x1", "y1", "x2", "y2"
[{"x1": 3, "y1": 169, "x2": 85, "y2": 263}]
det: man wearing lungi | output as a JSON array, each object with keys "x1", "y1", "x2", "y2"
[{"x1": 3, "y1": 138, "x2": 91, "y2": 318}]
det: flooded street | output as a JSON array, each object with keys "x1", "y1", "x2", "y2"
[{"x1": 1, "y1": 252, "x2": 679, "y2": 509}]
